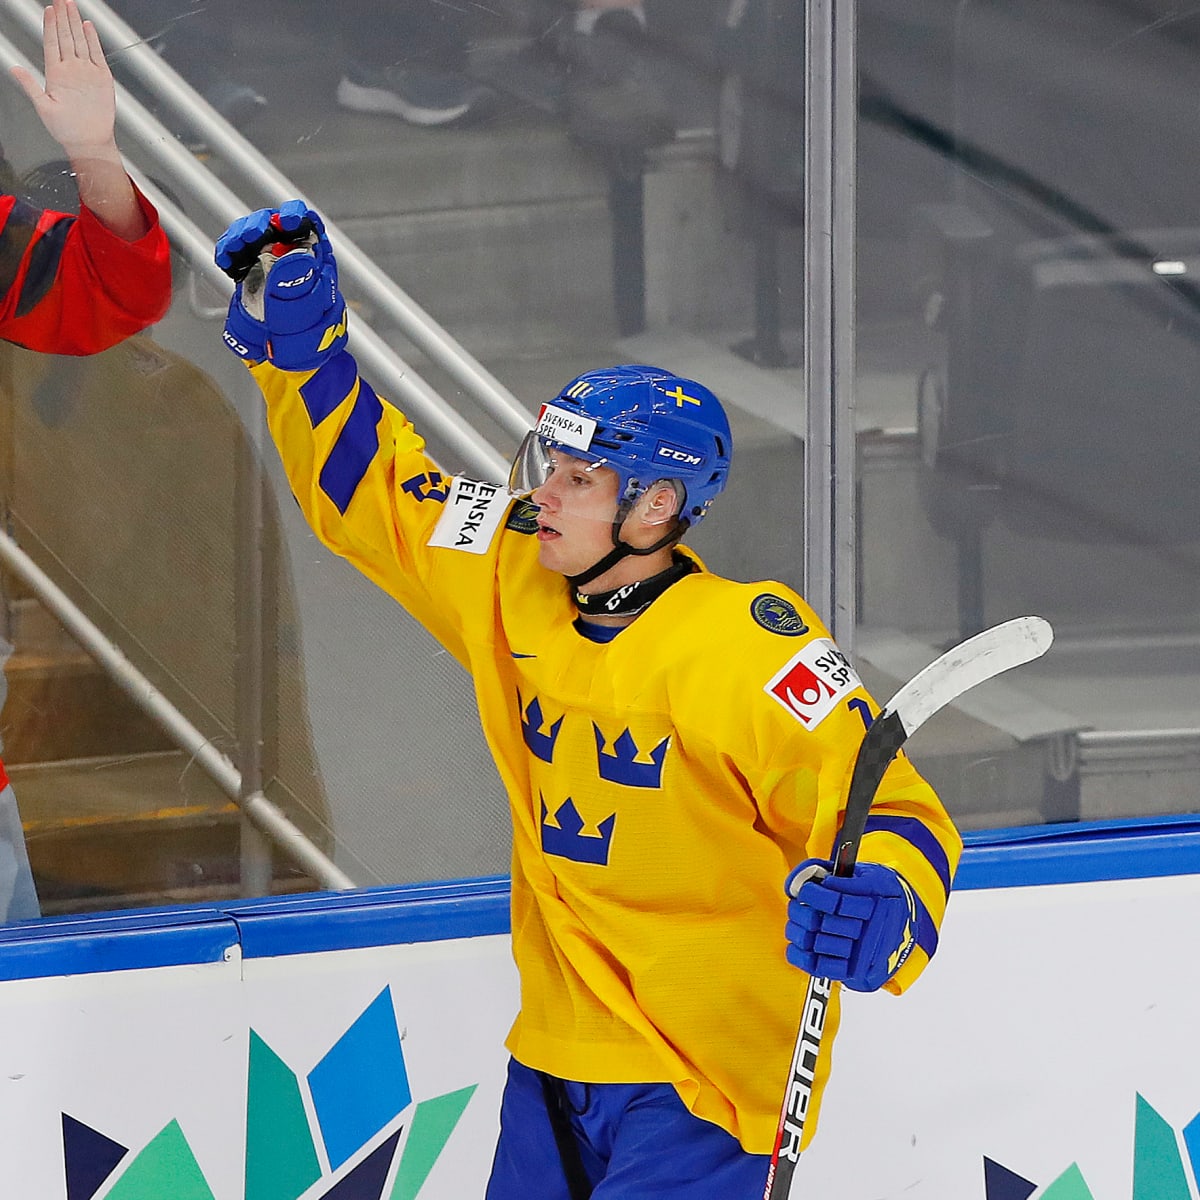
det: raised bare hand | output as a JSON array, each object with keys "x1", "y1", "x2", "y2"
[{"x1": 10, "y1": 0, "x2": 118, "y2": 158}]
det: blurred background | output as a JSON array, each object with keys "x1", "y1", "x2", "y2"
[{"x1": 0, "y1": 0, "x2": 1195, "y2": 915}]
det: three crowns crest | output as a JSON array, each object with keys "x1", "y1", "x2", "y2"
[
  {"x1": 593, "y1": 725, "x2": 670, "y2": 790},
  {"x1": 522, "y1": 696, "x2": 670, "y2": 792},
  {"x1": 540, "y1": 796, "x2": 615, "y2": 866},
  {"x1": 520, "y1": 695, "x2": 563, "y2": 764}
]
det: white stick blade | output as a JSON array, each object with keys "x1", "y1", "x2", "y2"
[{"x1": 884, "y1": 616, "x2": 1054, "y2": 735}]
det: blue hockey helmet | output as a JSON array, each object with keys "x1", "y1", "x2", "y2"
[{"x1": 510, "y1": 364, "x2": 734, "y2": 528}]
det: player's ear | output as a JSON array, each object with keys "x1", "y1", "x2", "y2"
[{"x1": 633, "y1": 480, "x2": 683, "y2": 528}]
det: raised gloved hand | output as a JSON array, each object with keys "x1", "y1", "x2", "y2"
[
  {"x1": 216, "y1": 200, "x2": 347, "y2": 371},
  {"x1": 215, "y1": 198, "x2": 319, "y2": 282},
  {"x1": 784, "y1": 859, "x2": 917, "y2": 992}
]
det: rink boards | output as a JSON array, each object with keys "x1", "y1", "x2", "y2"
[{"x1": 0, "y1": 823, "x2": 1197, "y2": 1199}]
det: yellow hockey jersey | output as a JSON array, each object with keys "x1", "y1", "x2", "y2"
[{"x1": 247, "y1": 352, "x2": 962, "y2": 1154}]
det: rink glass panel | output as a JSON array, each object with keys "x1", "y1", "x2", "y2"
[{"x1": 0, "y1": 0, "x2": 1193, "y2": 916}]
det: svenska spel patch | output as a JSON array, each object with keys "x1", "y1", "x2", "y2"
[
  {"x1": 428, "y1": 476, "x2": 510, "y2": 554},
  {"x1": 536, "y1": 404, "x2": 596, "y2": 452},
  {"x1": 764, "y1": 638, "x2": 862, "y2": 728}
]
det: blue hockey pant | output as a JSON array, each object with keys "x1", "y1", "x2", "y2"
[{"x1": 485, "y1": 1057, "x2": 772, "y2": 1200}]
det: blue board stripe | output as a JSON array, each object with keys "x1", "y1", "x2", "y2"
[
  {"x1": 225, "y1": 876, "x2": 511, "y2": 959},
  {"x1": 0, "y1": 906, "x2": 235, "y2": 981},
  {"x1": 0, "y1": 821, "x2": 1196, "y2": 981},
  {"x1": 956, "y1": 819, "x2": 1200, "y2": 890}
]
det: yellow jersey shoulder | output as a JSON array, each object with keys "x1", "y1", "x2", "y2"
[{"x1": 641, "y1": 573, "x2": 871, "y2": 746}]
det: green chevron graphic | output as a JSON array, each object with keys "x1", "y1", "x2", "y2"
[
  {"x1": 390, "y1": 1086, "x2": 478, "y2": 1200},
  {"x1": 985, "y1": 1094, "x2": 1200, "y2": 1200},
  {"x1": 1039, "y1": 1164, "x2": 1094, "y2": 1200},
  {"x1": 104, "y1": 1120, "x2": 215, "y2": 1200},
  {"x1": 245, "y1": 1030, "x2": 322, "y2": 1200},
  {"x1": 1132, "y1": 1094, "x2": 1192, "y2": 1200},
  {"x1": 62, "y1": 987, "x2": 476, "y2": 1200}
]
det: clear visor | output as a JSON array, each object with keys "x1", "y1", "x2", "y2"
[
  {"x1": 508, "y1": 433, "x2": 684, "y2": 533},
  {"x1": 508, "y1": 432, "x2": 608, "y2": 496}
]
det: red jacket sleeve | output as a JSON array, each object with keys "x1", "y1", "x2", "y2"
[{"x1": 0, "y1": 183, "x2": 172, "y2": 355}]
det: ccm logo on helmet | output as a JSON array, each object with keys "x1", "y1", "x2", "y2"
[{"x1": 655, "y1": 440, "x2": 703, "y2": 467}]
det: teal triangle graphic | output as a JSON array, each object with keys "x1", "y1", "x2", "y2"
[
  {"x1": 389, "y1": 1085, "x2": 477, "y2": 1200},
  {"x1": 982, "y1": 1156, "x2": 1037, "y2": 1200},
  {"x1": 104, "y1": 1120, "x2": 216, "y2": 1200},
  {"x1": 1133, "y1": 1094, "x2": 1191, "y2": 1200},
  {"x1": 245, "y1": 1030, "x2": 322, "y2": 1200},
  {"x1": 1181, "y1": 1110, "x2": 1200, "y2": 1191},
  {"x1": 1039, "y1": 1163, "x2": 1095, "y2": 1200}
]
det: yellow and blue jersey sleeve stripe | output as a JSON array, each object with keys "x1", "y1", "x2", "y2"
[
  {"x1": 298, "y1": 355, "x2": 384, "y2": 515},
  {"x1": 863, "y1": 813, "x2": 955, "y2": 895}
]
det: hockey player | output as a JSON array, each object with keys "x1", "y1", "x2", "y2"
[
  {"x1": 215, "y1": 201, "x2": 961, "y2": 1198},
  {"x1": 0, "y1": 0, "x2": 172, "y2": 922}
]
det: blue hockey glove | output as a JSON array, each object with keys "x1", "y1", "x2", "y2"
[
  {"x1": 222, "y1": 278, "x2": 269, "y2": 363},
  {"x1": 784, "y1": 859, "x2": 918, "y2": 992},
  {"x1": 216, "y1": 201, "x2": 347, "y2": 371},
  {"x1": 215, "y1": 199, "x2": 320, "y2": 283}
]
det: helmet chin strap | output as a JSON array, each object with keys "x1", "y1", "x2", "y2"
[
  {"x1": 572, "y1": 550, "x2": 696, "y2": 617},
  {"x1": 566, "y1": 514, "x2": 687, "y2": 591}
]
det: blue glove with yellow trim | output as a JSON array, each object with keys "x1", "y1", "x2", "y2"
[
  {"x1": 215, "y1": 198, "x2": 318, "y2": 281},
  {"x1": 784, "y1": 859, "x2": 917, "y2": 992},
  {"x1": 216, "y1": 201, "x2": 347, "y2": 371}
]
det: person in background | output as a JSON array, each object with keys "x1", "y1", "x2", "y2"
[
  {"x1": 107, "y1": 0, "x2": 266, "y2": 131},
  {"x1": 5, "y1": 0, "x2": 171, "y2": 351},
  {"x1": 333, "y1": 0, "x2": 676, "y2": 150},
  {"x1": 0, "y1": 0, "x2": 172, "y2": 920},
  {"x1": 213, "y1": 200, "x2": 961, "y2": 1197}
]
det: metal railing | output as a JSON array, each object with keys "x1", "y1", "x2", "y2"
[
  {"x1": 87, "y1": 0, "x2": 533, "y2": 437},
  {"x1": 0, "y1": 0, "x2": 539, "y2": 896},
  {"x1": 0, "y1": 0, "x2": 530, "y2": 483},
  {"x1": 0, "y1": 18, "x2": 364, "y2": 893},
  {"x1": 0, "y1": 527, "x2": 356, "y2": 890}
]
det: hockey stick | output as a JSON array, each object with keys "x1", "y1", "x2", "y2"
[{"x1": 764, "y1": 615, "x2": 1054, "y2": 1200}]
